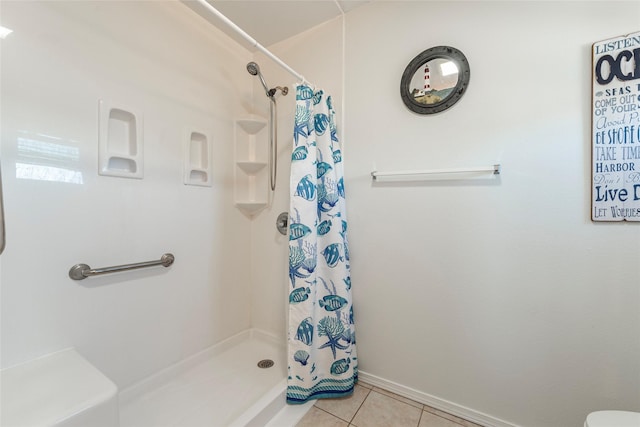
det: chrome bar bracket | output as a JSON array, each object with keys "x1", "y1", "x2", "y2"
[
  {"x1": 276, "y1": 212, "x2": 288, "y2": 235},
  {"x1": 69, "y1": 253, "x2": 175, "y2": 280}
]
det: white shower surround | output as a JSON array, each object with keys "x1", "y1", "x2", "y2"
[{"x1": 0, "y1": 0, "x2": 259, "y2": 394}]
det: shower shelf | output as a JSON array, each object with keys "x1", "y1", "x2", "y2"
[
  {"x1": 236, "y1": 161, "x2": 267, "y2": 174},
  {"x1": 234, "y1": 116, "x2": 268, "y2": 217},
  {"x1": 235, "y1": 201, "x2": 268, "y2": 214},
  {"x1": 236, "y1": 118, "x2": 266, "y2": 135}
]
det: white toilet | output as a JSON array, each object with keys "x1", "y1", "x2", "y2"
[{"x1": 585, "y1": 411, "x2": 640, "y2": 427}]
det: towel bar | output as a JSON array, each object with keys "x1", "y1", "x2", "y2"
[{"x1": 371, "y1": 164, "x2": 501, "y2": 181}]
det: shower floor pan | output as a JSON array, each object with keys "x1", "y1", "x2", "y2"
[{"x1": 119, "y1": 329, "x2": 300, "y2": 427}]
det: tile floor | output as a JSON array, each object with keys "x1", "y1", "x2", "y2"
[{"x1": 295, "y1": 381, "x2": 484, "y2": 427}]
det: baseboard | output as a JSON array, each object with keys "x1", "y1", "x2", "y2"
[{"x1": 358, "y1": 371, "x2": 520, "y2": 427}]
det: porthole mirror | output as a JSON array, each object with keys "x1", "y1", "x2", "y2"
[{"x1": 400, "y1": 46, "x2": 470, "y2": 114}]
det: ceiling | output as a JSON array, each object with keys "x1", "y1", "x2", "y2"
[{"x1": 183, "y1": 0, "x2": 369, "y2": 49}]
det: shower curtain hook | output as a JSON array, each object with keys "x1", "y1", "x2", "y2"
[{"x1": 300, "y1": 76, "x2": 314, "y2": 90}]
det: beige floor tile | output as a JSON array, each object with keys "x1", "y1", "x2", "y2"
[
  {"x1": 423, "y1": 405, "x2": 483, "y2": 427},
  {"x1": 419, "y1": 410, "x2": 463, "y2": 427},
  {"x1": 351, "y1": 390, "x2": 423, "y2": 427},
  {"x1": 314, "y1": 384, "x2": 370, "y2": 422},
  {"x1": 372, "y1": 386, "x2": 423, "y2": 409},
  {"x1": 296, "y1": 407, "x2": 349, "y2": 427}
]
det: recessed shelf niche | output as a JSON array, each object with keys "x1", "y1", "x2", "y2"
[
  {"x1": 234, "y1": 115, "x2": 268, "y2": 216},
  {"x1": 183, "y1": 129, "x2": 213, "y2": 187},
  {"x1": 98, "y1": 100, "x2": 143, "y2": 179}
]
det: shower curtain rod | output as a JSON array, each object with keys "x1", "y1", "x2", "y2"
[{"x1": 194, "y1": 0, "x2": 312, "y2": 86}]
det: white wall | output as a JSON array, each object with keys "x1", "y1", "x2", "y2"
[
  {"x1": 251, "y1": 2, "x2": 640, "y2": 427},
  {"x1": 0, "y1": 1, "x2": 255, "y2": 388},
  {"x1": 345, "y1": 2, "x2": 640, "y2": 427}
]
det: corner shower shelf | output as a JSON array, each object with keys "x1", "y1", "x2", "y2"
[
  {"x1": 235, "y1": 201, "x2": 268, "y2": 215},
  {"x1": 236, "y1": 118, "x2": 267, "y2": 135},
  {"x1": 234, "y1": 116, "x2": 268, "y2": 217},
  {"x1": 236, "y1": 161, "x2": 267, "y2": 175}
]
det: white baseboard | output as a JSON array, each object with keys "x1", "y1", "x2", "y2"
[{"x1": 358, "y1": 371, "x2": 520, "y2": 427}]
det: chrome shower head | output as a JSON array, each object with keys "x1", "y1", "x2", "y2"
[
  {"x1": 246, "y1": 62, "x2": 259, "y2": 76},
  {"x1": 247, "y1": 61, "x2": 270, "y2": 97}
]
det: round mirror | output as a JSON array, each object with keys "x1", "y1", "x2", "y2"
[{"x1": 400, "y1": 46, "x2": 470, "y2": 114}]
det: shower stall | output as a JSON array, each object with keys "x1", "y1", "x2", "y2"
[{"x1": 0, "y1": 1, "x2": 310, "y2": 425}]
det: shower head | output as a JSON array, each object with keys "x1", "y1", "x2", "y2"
[
  {"x1": 246, "y1": 61, "x2": 270, "y2": 97},
  {"x1": 246, "y1": 61, "x2": 259, "y2": 76}
]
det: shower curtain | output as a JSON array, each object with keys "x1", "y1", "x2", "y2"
[{"x1": 287, "y1": 84, "x2": 357, "y2": 404}]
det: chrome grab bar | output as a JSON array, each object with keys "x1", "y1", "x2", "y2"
[
  {"x1": 0, "y1": 164, "x2": 5, "y2": 255},
  {"x1": 69, "y1": 253, "x2": 175, "y2": 280}
]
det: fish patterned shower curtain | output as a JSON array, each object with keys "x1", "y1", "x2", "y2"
[{"x1": 286, "y1": 84, "x2": 357, "y2": 404}]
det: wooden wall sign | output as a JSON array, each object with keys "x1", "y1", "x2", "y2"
[{"x1": 592, "y1": 31, "x2": 640, "y2": 222}]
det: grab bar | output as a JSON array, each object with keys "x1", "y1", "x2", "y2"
[
  {"x1": 69, "y1": 253, "x2": 175, "y2": 280},
  {"x1": 0, "y1": 164, "x2": 5, "y2": 255}
]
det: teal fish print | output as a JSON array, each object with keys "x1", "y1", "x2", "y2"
[
  {"x1": 343, "y1": 276, "x2": 351, "y2": 290},
  {"x1": 294, "y1": 350, "x2": 310, "y2": 366},
  {"x1": 319, "y1": 294, "x2": 348, "y2": 311},
  {"x1": 322, "y1": 243, "x2": 343, "y2": 267},
  {"x1": 327, "y1": 96, "x2": 333, "y2": 110},
  {"x1": 331, "y1": 129, "x2": 339, "y2": 143},
  {"x1": 312, "y1": 90, "x2": 324, "y2": 105},
  {"x1": 317, "y1": 220, "x2": 332, "y2": 236},
  {"x1": 295, "y1": 175, "x2": 316, "y2": 200},
  {"x1": 317, "y1": 162, "x2": 333, "y2": 179},
  {"x1": 330, "y1": 358, "x2": 351, "y2": 375},
  {"x1": 337, "y1": 177, "x2": 345, "y2": 198},
  {"x1": 292, "y1": 146, "x2": 308, "y2": 161},
  {"x1": 296, "y1": 317, "x2": 314, "y2": 345},
  {"x1": 332, "y1": 149, "x2": 342, "y2": 163},
  {"x1": 289, "y1": 287, "x2": 310, "y2": 303},
  {"x1": 297, "y1": 85, "x2": 314, "y2": 100},
  {"x1": 314, "y1": 114, "x2": 329, "y2": 135},
  {"x1": 289, "y1": 223, "x2": 311, "y2": 241},
  {"x1": 349, "y1": 306, "x2": 354, "y2": 324}
]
